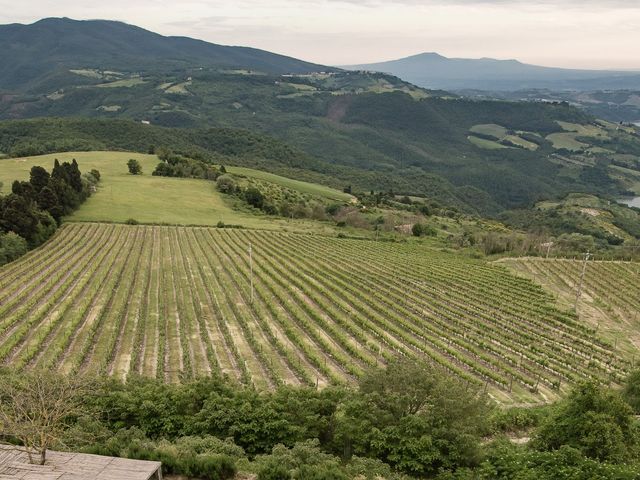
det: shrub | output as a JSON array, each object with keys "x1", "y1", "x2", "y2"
[
  {"x1": 297, "y1": 465, "x2": 348, "y2": 480},
  {"x1": 245, "y1": 187, "x2": 265, "y2": 209},
  {"x1": 623, "y1": 370, "x2": 640, "y2": 414},
  {"x1": 258, "y1": 461, "x2": 292, "y2": 480},
  {"x1": 0, "y1": 231, "x2": 28, "y2": 266},
  {"x1": 216, "y1": 175, "x2": 237, "y2": 194},
  {"x1": 194, "y1": 454, "x2": 237, "y2": 480},
  {"x1": 533, "y1": 382, "x2": 638, "y2": 463},
  {"x1": 127, "y1": 159, "x2": 142, "y2": 175},
  {"x1": 412, "y1": 223, "x2": 425, "y2": 237}
]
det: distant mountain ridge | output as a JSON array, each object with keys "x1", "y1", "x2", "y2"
[
  {"x1": 344, "y1": 52, "x2": 640, "y2": 91},
  {"x1": 0, "y1": 17, "x2": 333, "y2": 91},
  {"x1": 1, "y1": 18, "x2": 640, "y2": 215}
]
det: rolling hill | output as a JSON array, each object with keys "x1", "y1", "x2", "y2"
[
  {"x1": 0, "y1": 150, "x2": 350, "y2": 232},
  {"x1": 345, "y1": 52, "x2": 640, "y2": 91},
  {"x1": 2, "y1": 19, "x2": 640, "y2": 217},
  {"x1": 0, "y1": 17, "x2": 333, "y2": 92},
  {"x1": 463, "y1": 89, "x2": 640, "y2": 125}
]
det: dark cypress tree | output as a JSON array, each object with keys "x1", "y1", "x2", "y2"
[
  {"x1": 29, "y1": 166, "x2": 50, "y2": 193},
  {"x1": 11, "y1": 181, "x2": 36, "y2": 201},
  {"x1": 68, "y1": 159, "x2": 83, "y2": 193},
  {"x1": 0, "y1": 194, "x2": 39, "y2": 243},
  {"x1": 37, "y1": 186, "x2": 60, "y2": 220},
  {"x1": 49, "y1": 178, "x2": 79, "y2": 214},
  {"x1": 51, "y1": 159, "x2": 67, "y2": 182}
]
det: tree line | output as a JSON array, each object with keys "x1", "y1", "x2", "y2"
[
  {"x1": 2, "y1": 361, "x2": 640, "y2": 479},
  {"x1": 0, "y1": 159, "x2": 99, "y2": 265}
]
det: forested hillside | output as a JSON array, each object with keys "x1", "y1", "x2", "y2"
[
  {"x1": 0, "y1": 118, "x2": 502, "y2": 215},
  {"x1": 0, "y1": 18, "x2": 331, "y2": 92},
  {"x1": 2, "y1": 18, "x2": 640, "y2": 216}
]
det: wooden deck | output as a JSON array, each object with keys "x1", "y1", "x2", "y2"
[{"x1": 0, "y1": 445, "x2": 162, "y2": 480}]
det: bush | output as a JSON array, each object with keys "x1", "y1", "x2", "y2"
[
  {"x1": 623, "y1": 370, "x2": 640, "y2": 414},
  {"x1": 297, "y1": 465, "x2": 348, "y2": 480},
  {"x1": 216, "y1": 175, "x2": 237, "y2": 194},
  {"x1": 92, "y1": 430, "x2": 237, "y2": 479},
  {"x1": 533, "y1": 382, "x2": 639, "y2": 463},
  {"x1": 474, "y1": 441, "x2": 640, "y2": 480},
  {"x1": 127, "y1": 158, "x2": 142, "y2": 175},
  {"x1": 125, "y1": 218, "x2": 139, "y2": 225},
  {"x1": 0, "y1": 231, "x2": 28, "y2": 266},
  {"x1": 258, "y1": 461, "x2": 292, "y2": 480},
  {"x1": 412, "y1": 223, "x2": 425, "y2": 236},
  {"x1": 325, "y1": 203, "x2": 342, "y2": 216},
  {"x1": 194, "y1": 454, "x2": 237, "y2": 480},
  {"x1": 245, "y1": 187, "x2": 265, "y2": 209},
  {"x1": 488, "y1": 406, "x2": 551, "y2": 434}
]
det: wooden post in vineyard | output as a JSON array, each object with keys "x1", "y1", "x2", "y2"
[
  {"x1": 574, "y1": 251, "x2": 590, "y2": 312},
  {"x1": 249, "y1": 242, "x2": 254, "y2": 304}
]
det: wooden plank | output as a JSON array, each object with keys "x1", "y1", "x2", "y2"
[{"x1": 0, "y1": 445, "x2": 161, "y2": 480}]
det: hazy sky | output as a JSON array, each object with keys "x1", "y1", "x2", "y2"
[{"x1": 2, "y1": 0, "x2": 640, "y2": 69}]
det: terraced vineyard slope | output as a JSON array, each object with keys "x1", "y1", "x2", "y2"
[
  {"x1": 501, "y1": 257, "x2": 640, "y2": 360},
  {"x1": 0, "y1": 224, "x2": 628, "y2": 403}
]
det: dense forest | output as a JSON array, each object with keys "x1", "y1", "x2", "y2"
[
  {"x1": 2, "y1": 113, "x2": 636, "y2": 217},
  {"x1": 0, "y1": 118, "x2": 491, "y2": 214}
]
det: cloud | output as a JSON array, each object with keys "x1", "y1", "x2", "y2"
[
  {"x1": 333, "y1": 0, "x2": 636, "y2": 5},
  {"x1": 0, "y1": 0, "x2": 638, "y2": 69}
]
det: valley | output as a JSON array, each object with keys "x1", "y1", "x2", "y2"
[{"x1": 2, "y1": 12, "x2": 640, "y2": 480}]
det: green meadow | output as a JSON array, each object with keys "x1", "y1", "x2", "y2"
[
  {"x1": 226, "y1": 166, "x2": 354, "y2": 203},
  {"x1": 0, "y1": 151, "x2": 340, "y2": 232}
]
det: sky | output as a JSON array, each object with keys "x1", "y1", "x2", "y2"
[{"x1": 2, "y1": 0, "x2": 640, "y2": 69}]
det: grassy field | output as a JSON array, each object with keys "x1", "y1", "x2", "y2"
[
  {"x1": 467, "y1": 135, "x2": 507, "y2": 150},
  {"x1": 545, "y1": 133, "x2": 590, "y2": 151},
  {"x1": 557, "y1": 121, "x2": 609, "y2": 138},
  {"x1": 470, "y1": 124, "x2": 508, "y2": 138},
  {"x1": 95, "y1": 78, "x2": 146, "y2": 88},
  {"x1": 0, "y1": 151, "x2": 341, "y2": 232},
  {"x1": 0, "y1": 223, "x2": 628, "y2": 404},
  {"x1": 469, "y1": 124, "x2": 538, "y2": 151},
  {"x1": 226, "y1": 166, "x2": 354, "y2": 203},
  {"x1": 546, "y1": 121, "x2": 612, "y2": 152}
]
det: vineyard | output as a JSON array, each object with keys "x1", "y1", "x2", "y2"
[
  {"x1": 501, "y1": 257, "x2": 640, "y2": 359},
  {"x1": 0, "y1": 224, "x2": 629, "y2": 402}
]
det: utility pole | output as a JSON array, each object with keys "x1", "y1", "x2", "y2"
[
  {"x1": 249, "y1": 243, "x2": 254, "y2": 304},
  {"x1": 574, "y1": 251, "x2": 590, "y2": 311}
]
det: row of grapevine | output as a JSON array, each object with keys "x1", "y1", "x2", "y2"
[{"x1": 0, "y1": 224, "x2": 630, "y2": 402}]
